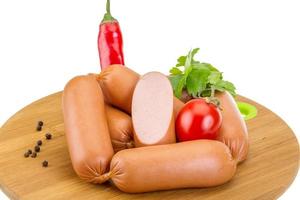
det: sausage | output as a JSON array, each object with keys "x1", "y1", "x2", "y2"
[
  {"x1": 215, "y1": 91, "x2": 249, "y2": 164},
  {"x1": 109, "y1": 140, "x2": 237, "y2": 193},
  {"x1": 97, "y1": 65, "x2": 140, "y2": 114},
  {"x1": 97, "y1": 65, "x2": 184, "y2": 118},
  {"x1": 173, "y1": 97, "x2": 185, "y2": 118},
  {"x1": 132, "y1": 72, "x2": 176, "y2": 146},
  {"x1": 105, "y1": 104, "x2": 134, "y2": 152},
  {"x1": 62, "y1": 75, "x2": 114, "y2": 184},
  {"x1": 88, "y1": 73, "x2": 134, "y2": 152}
]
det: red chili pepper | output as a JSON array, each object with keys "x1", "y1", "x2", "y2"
[{"x1": 98, "y1": 0, "x2": 125, "y2": 70}]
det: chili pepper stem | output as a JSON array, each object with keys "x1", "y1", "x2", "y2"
[{"x1": 102, "y1": 0, "x2": 116, "y2": 23}]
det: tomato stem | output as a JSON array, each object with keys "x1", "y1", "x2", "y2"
[
  {"x1": 205, "y1": 88, "x2": 222, "y2": 110},
  {"x1": 210, "y1": 86, "x2": 216, "y2": 98}
]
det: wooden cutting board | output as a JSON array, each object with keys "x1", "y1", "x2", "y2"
[{"x1": 0, "y1": 92, "x2": 299, "y2": 200}]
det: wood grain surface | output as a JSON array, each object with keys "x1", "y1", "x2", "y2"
[{"x1": 0, "y1": 92, "x2": 299, "y2": 200}]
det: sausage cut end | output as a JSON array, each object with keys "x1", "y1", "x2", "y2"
[{"x1": 132, "y1": 72, "x2": 176, "y2": 147}]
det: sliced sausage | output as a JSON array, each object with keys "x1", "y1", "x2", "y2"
[
  {"x1": 132, "y1": 72, "x2": 176, "y2": 147},
  {"x1": 105, "y1": 104, "x2": 134, "y2": 152},
  {"x1": 62, "y1": 75, "x2": 114, "y2": 183},
  {"x1": 109, "y1": 140, "x2": 237, "y2": 193},
  {"x1": 215, "y1": 91, "x2": 249, "y2": 164}
]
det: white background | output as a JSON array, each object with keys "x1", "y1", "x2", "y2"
[{"x1": 0, "y1": 0, "x2": 299, "y2": 199}]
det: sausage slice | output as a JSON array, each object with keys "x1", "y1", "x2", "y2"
[{"x1": 131, "y1": 72, "x2": 176, "y2": 147}]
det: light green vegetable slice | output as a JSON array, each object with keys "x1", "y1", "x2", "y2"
[{"x1": 237, "y1": 101, "x2": 258, "y2": 120}]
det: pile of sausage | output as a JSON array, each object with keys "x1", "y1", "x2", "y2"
[{"x1": 62, "y1": 65, "x2": 249, "y2": 193}]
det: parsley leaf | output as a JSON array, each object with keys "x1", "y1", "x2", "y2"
[
  {"x1": 175, "y1": 76, "x2": 187, "y2": 98},
  {"x1": 186, "y1": 68, "x2": 210, "y2": 97},
  {"x1": 200, "y1": 63, "x2": 219, "y2": 72},
  {"x1": 208, "y1": 71, "x2": 222, "y2": 85},
  {"x1": 169, "y1": 67, "x2": 183, "y2": 75},
  {"x1": 175, "y1": 48, "x2": 200, "y2": 68},
  {"x1": 184, "y1": 49, "x2": 193, "y2": 74},
  {"x1": 169, "y1": 48, "x2": 237, "y2": 99},
  {"x1": 176, "y1": 56, "x2": 186, "y2": 67},
  {"x1": 215, "y1": 80, "x2": 237, "y2": 96},
  {"x1": 169, "y1": 74, "x2": 185, "y2": 98}
]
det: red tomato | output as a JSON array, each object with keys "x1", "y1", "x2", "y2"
[{"x1": 176, "y1": 98, "x2": 222, "y2": 141}]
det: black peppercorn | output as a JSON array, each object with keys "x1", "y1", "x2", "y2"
[
  {"x1": 28, "y1": 149, "x2": 32, "y2": 154},
  {"x1": 34, "y1": 145, "x2": 40, "y2": 152},
  {"x1": 36, "y1": 125, "x2": 42, "y2": 131},
  {"x1": 38, "y1": 121, "x2": 44, "y2": 127},
  {"x1": 45, "y1": 133, "x2": 52, "y2": 140},
  {"x1": 24, "y1": 152, "x2": 30, "y2": 158},
  {"x1": 37, "y1": 140, "x2": 42, "y2": 146},
  {"x1": 42, "y1": 160, "x2": 48, "y2": 167},
  {"x1": 31, "y1": 152, "x2": 37, "y2": 158}
]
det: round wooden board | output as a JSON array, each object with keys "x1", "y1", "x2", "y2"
[{"x1": 0, "y1": 92, "x2": 299, "y2": 200}]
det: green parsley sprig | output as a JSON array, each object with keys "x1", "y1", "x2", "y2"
[{"x1": 169, "y1": 48, "x2": 237, "y2": 99}]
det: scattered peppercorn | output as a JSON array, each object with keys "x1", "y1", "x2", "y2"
[
  {"x1": 42, "y1": 160, "x2": 48, "y2": 167},
  {"x1": 37, "y1": 140, "x2": 42, "y2": 146},
  {"x1": 24, "y1": 152, "x2": 30, "y2": 158},
  {"x1": 45, "y1": 133, "x2": 52, "y2": 140},
  {"x1": 36, "y1": 125, "x2": 42, "y2": 131},
  {"x1": 28, "y1": 149, "x2": 32, "y2": 154},
  {"x1": 38, "y1": 121, "x2": 44, "y2": 127},
  {"x1": 31, "y1": 152, "x2": 37, "y2": 158},
  {"x1": 34, "y1": 145, "x2": 40, "y2": 152}
]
